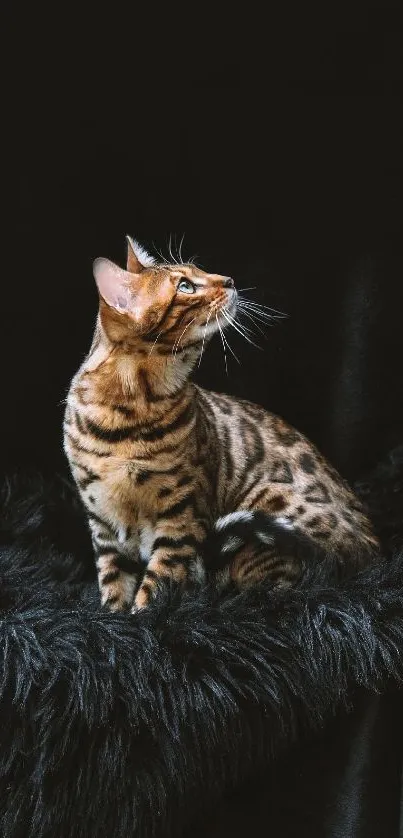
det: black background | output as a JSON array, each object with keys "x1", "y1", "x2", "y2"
[
  {"x1": 4, "y1": 6, "x2": 402, "y2": 479},
  {"x1": 3, "y1": 8, "x2": 403, "y2": 837}
]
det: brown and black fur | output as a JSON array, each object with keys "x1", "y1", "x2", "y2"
[{"x1": 63, "y1": 238, "x2": 380, "y2": 611}]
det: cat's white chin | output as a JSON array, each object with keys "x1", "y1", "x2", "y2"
[
  {"x1": 191, "y1": 294, "x2": 238, "y2": 343},
  {"x1": 193, "y1": 314, "x2": 235, "y2": 342}
]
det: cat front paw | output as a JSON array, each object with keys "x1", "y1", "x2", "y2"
[
  {"x1": 131, "y1": 586, "x2": 150, "y2": 612},
  {"x1": 103, "y1": 595, "x2": 133, "y2": 613}
]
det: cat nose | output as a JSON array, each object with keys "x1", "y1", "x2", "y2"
[{"x1": 223, "y1": 277, "x2": 234, "y2": 288}]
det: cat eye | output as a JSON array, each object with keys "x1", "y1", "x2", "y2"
[{"x1": 177, "y1": 279, "x2": 196, "y2": 295}]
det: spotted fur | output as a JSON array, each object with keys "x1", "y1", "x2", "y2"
[{"x1": 63, "y1": 238, "x2": 380, "y2": 611}]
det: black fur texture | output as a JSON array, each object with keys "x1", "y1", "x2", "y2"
[{"x1": 0, "y1": 450, "x2": 402, "y2": 838}]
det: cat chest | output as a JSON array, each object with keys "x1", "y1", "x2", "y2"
[{"x1": 83, "y1": 461, "x2": 157, "y2": 516}]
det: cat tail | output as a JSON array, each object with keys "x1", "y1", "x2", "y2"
[
  {"x1": 204, "y1": 511, "x2": 319, "y2": 569},
  {"x1": 203, "y1": 510, "x2": 379, "y2": 585}
]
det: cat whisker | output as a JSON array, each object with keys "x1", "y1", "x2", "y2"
[
  {"x1": 237, "y1": 301, "x2": 281, "y2": 323},
  {"x1": 221, "y1": 326, "x2": 241, "y2": 365},
  {"x1": 215, "y1": 314, "x2": 228, "y2": 376},
  {"x1": 216, "y1": 314, "x2": 241, "y2": 367},
  {"x1": 236, "y1": 307, "x2": 267, "y2": 338},
  {"x1": 172, "y1": 233, "x2": 181, "y2": 265},
  {"x1": 238, "y1": 310, "x2": 276, "y2": 328},
  {"x1": 172, "y1": 233, "x2": 184, "y2": 266},
  {"x1": 237, "y1": 286, "x2": 257, "y2": 292},
  {"x1": 178, "y1": 233, "x2": 185, "y2": 265},
  {"x1": 240, "y1": 297, "x2": 284, "y2": 312},
  {"x1": 238, "y1": 296, "x2": 287, "y2": 318},
  {"x1": 238, "y1": 299, "x2": 278, "y2": 317},
  {"x1": 171, "y1": 311, "x2": 191, "y2": 352},
  {"x1": 172, "y1": 317, "x2": 197, "y2": 356},
  {"x1": 151, "y1": 241, "x2": 168, "y2": 265},
  {"x1": 237, "y1": 304, "x2": 274, "y2": 328},
  {"x1": 198, "y1": 308, "x2": 213, "y2": 368},
  {"x1": 158, "y1": 240, "x2": 169, "y2": 265},
  {"x1": 168, "y1": 233, "x2": 177, "y2": 265},
  {"x1": 223, "y1": 306, "x2": 256, "y2": 335},
  {"x1": 221, "y1": 309, "x2": 263, "y2": 350},
  {"x1": 148, "y1": 331, "x2": 164, "y2": 356}
]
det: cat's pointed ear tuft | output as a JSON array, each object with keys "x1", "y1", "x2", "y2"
[
  {"x1": 126, "y1": 236, "x2": 156, "y2": 272},
  {"x1": 93, "y1": 258, "x2": 133, "y2": 311}
]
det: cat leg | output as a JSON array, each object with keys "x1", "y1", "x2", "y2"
[
  {"x1": 132, "y1": 518, "x2": 206, "y2": 611},
  {"x1": 88, "y1": 517, "x2": 141, "y2": 612}
]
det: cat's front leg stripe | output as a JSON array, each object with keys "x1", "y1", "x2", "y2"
[
  {"x1": 95, "y1": 544, "x2": 120, "y2": 557},
  {"x1": 114, "y1": 555, "x2": 140, "y2": 574},
  {"x1": 159, "y1": 552, "x2": 196, "y2": 567},
  {"x1": 70, "y1": 460, "x2": 101, "y2": 489},
  {"x1": 160, "y1": 493, "x2": 196, "y2": 519},
  {"x1": 87, "y1": 510, "x2": 117, "y2": 534},
  {"x1": 101, "y1": 569, "x2": 120, "y2": 585},
  {"x1": 152, "y1": 534, "x2": 201, "y2": 551}
]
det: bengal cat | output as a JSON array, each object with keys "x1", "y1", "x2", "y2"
[{"x1": 63, "y1": 237, "x2": 380, "y2": 611}]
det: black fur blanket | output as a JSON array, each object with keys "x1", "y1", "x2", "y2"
[{"x1": 0, "y1": 448, "x2": 402, "y2": 838}]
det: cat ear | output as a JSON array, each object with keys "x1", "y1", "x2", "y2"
[
  {"x1": 93, "y1": 258, "x2": 135, "y2": 312},
  {"x1": 126, "y1": 236, "x2": 156, "y2": 272}
]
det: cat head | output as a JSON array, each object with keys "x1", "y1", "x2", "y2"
[{"x1": 93, "y1": 237, "x2": 237, "y2": 350}]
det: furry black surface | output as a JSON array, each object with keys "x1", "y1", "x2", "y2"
[{"x1": 0, "y1": 451, "x2": 402, "y2": 838}]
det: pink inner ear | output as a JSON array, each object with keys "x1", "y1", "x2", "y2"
[{"x1": 93, "y1": 259, "x2": 134, "y2": 311}]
